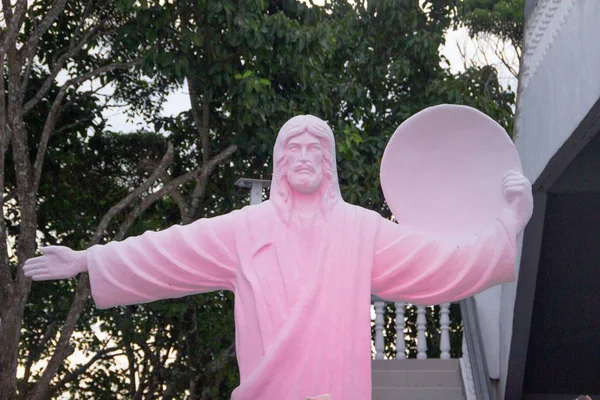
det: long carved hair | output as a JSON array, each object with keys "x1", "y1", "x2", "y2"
[{"x1": 270, "y1": 115, "x2": 341, "y2": 224}]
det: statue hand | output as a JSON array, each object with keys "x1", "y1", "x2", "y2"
[
  {"x1": 501, "y1": 171, "x2": 533, "y2": 233},
  {"x1": 23, "y1": 246, "x2": 87, "y2": 281}
]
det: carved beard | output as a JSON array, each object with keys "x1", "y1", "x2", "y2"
[{"x1": 287, "y1": 164, "x2": 324, "y2": 194}]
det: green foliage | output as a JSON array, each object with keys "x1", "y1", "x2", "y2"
[
  {"x1": 16, "y1": 0, "x2": 518, "y2": 398},
  {"x1": 457, "y1": 0, "x2": 524, "y2": 50}
]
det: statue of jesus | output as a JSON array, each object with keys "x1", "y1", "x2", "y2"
[{"x1": 24, "y1": 114, "x2": 533, "y2": 400}]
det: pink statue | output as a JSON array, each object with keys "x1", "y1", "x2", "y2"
[{"x1": 24, "y1": 111, "x2": 533, "y2": 400}]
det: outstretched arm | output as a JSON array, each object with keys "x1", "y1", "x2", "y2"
[
  {"x1": 24, "y1": 210, "x2": 240, "y2": 308},
  {"x1": 372, "y1": 171, "x2": 532, "y2": 305}
]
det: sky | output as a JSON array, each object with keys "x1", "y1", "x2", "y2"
[{"x1": 102, "y1": 27, "x2": 520, "y2": 133}]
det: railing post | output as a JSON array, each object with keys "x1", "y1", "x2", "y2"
[
  {"x1": 416, "y1": 305, "x2": 427, "y2": 359},
  {"x1": 234, "y1": 178, "x2": 271, "y2": 206},
  {"x1": 440, "y1": 302, "x2": 451, "y2": 359},
  {"x1": 394, "y1": 302, "x2": 405, "y2": 359},
  {"x1": 371, "y1": 299, "x2": 461, "y2": 360},
  {"x1": 374, "y1": 301, "x2": 385, "y2": 359}
]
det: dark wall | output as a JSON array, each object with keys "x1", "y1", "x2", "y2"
[
  {"x1": 523, "y1": 192, "x2": 600, "y2": 394},
  {"x1": 550, "y1": 131, "x2": 600, "y2": 193}
]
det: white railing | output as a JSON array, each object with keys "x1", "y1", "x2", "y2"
[{"x1": 370, "y1": 298, "x2": 461, "y2": 360}]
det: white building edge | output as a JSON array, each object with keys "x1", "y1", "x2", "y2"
[{"x1": 489, "y1": 0, "x2": 600, "y2": 398}]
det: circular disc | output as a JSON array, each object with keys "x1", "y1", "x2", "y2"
[{"x1": 380, "y1": 104, "x2": 522, "y2": 234}]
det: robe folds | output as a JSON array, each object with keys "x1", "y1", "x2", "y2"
[{"x1": 87, "y1": 199, "x2": 516, "y2": 400}]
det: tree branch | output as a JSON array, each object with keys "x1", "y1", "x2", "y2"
[
  {"x1": 199, "y1": 344, "x2": 236, "y2": 400},
  {"x1": 493, "y1": 38, "x2": 519, "y2": 79},
  {"x1": 0, "y1": 55, "x2": 10, "y2": 290},
  {"x1": 456, "y1": 40, "x2": 469, "y2": 70},
  {"x1": 2, "y1": 0, "x2": 13, "y2": 22},
  {"x1": 163, "y1": 174, "x2": 192, "y2": 224},
  {"x1": 187, "y1": 79, "x2": 210, "y2": 164},
  {"x1": 66, "y1": 59, "x2": 143, "y2": 91},
  {"x1": 31, "y1": 59, "x2": 141, "y2": 194},
  {"x1": 23, "y1": 47, "x2": 131, "y2": 115},
  {"x1": 26, "y1": 274, "x2": 91, "y2": 400},
  {"x1": 91, "y1": 142, "x2": 174, "y2": 245},
  {"x1": 22, "y1": 23, "x2": 105, "y2": 104},
  {"x1": 133, "y1": 336, "x2": 161, "y2": 399},
  {"x1": 187, "y1": 78, "x2": 212, "y2": 218},
  {"x1": 114, "y1": 145, "x2": 237, "y2": 240},
  {"x1": 20, "y1": 0, "x2": 69, "y2": 60},
  {"x1": 52, "y1": 117, "x2": 95, "y2": 136},
  {"x1": 137, "y1": 159, "x2": 191, "y2": 224},
  {"x1": 20, "y1": 0, "x2": 84, "y2": 96},
  {"x1": 56, "y1": 79, "x2": 111, "y2": 123},
  {"x1": 142, "y1": 331, "x2": 165, "y2": 399},
  {"x1": 161, "y1": 335, "x2": 189, "y2": 399},
  {"x1": 124, "y1": 309, "x2": 138, "y2": 398},
  {"x1": 186, "y1": 301, "x2": 200, "y2": 398},
  {"x1": 114, "y1": 170, "x2": 199, "y2": 242},
  {"x1": 1, "y1": 190, "x2": 15, "y2": 204},
  {"x1": 30, "y1": 83, "x2": 73, "y2": 194},
  {"x1": 25, "y1": 142, "x2": 175, "y2": 398},
  {"x1": 0, "y1": 0, "x2": 27, "y2": 54},
  {"x1": 49, "y1": 345, "x2": 124, "y2": 395},
  {"x1": 21, "y1": 320, "x2": 58, "y2": 386}
]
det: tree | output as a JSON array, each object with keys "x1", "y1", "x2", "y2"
[
  {"x1": 3, "y1": 0, "x2": 340, "y2": 397},
  {"x1": 3, "y1": 0, "x2": 519, "y2": 398},
  {"x1": 455, "y1": 0, "x2": 524, "y2": 78},
  {"x1": 0, "y1": 0, "x2": 150, "y2": 396},
  {"x1": 458, "y1": 0, "x2": 524, "y2": 50}
]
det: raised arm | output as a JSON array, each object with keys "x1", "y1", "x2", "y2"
[
  {"x1": 372, "y1": 171, "x2": 532, "y2": 305},
  {"x1": 24, "y1": 210, "x2": 241, "y2": 308}
]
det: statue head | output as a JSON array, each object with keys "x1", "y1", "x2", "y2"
[{"x1": 271, "y1": 115, "x2": 341, "y2": 223}]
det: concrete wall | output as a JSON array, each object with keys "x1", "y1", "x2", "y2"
[
  {"x1": 516, "y1": 0, "x2": 600, "y2": 185},
  {"x1": 497, "y1": 0, "x2": 600, "y2": 398},
  {"x1": 524, "y1": 0, "x2": 539, "y2": 20}
]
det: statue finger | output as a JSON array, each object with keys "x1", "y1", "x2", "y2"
[
  {"x1": 506, "y1": 179, "x2": 529, "y2": 187},
  {"x1": 24, "y1": 268, "x2": 49, "y2": 279},
  {"x1": 31, "y1": 273, "x2": 57, "y2": 281},
  {"x1": 23, "y1": 264, "x2": 47, "y2": 274},
  {"x1": 503, "y1": 183, "x2": 527, "y2": 192},
  {"x1": 503, "y1": 171, "x2": 522, "y2": 180},
  {"x1": 503, "y1": 174, "x2": 528, "y2": 186},
  {"x1": 23, "y1": 260, "x2": 46, "y2": 271},
  {"x1": 503, "y1": 177, "x2": 527, "y2": 186},
  {"x1": 504, "y1": 186, "x2": 522, "y2": 194},
  {"x1": 39, "y1": 246, "x2": 61, "y2": 255},
  {"x1": 503, "y1": 179, "x2": 529, "y2": 189}
]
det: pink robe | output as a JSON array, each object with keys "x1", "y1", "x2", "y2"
[{"x1": 87, "y1": 199, "x2": 516, "y2": 399}]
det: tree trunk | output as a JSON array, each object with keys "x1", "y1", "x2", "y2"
[
  {"x1": 0, "y1": 285, "x2": 31, "y2": 400},
  {"x1": 0, "y1": 50, "x2": 38, "y2": 397}
]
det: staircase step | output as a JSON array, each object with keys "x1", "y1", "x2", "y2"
[
  {"x1": 372, "y1": 359, "x2": 461, "y2": 371},
  {"x1": 372, "y1": 370, "x2": 462, "y2": 388},
  {"x1": 371, "y1": 360, "x2": 465, "y2": 400},
  {"x1": 372, "y1": 387, "x2": 465, "y2": 400}
]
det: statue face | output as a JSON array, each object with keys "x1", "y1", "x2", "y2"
[{"x1": 285, "y1": 131, "x2": 324, "y2": 194}]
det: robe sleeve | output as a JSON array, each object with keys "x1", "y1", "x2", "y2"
[
  {"x1": 371, "y1": 217, "x2": 517, "y2": 305},
  {"x1": 87, "y1": 210, "x2": 240, "y2": 309}
]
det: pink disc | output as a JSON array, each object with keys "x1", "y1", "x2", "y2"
[{"x1": 380, "y1": 104, "x2": 522, "y2": 234}]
